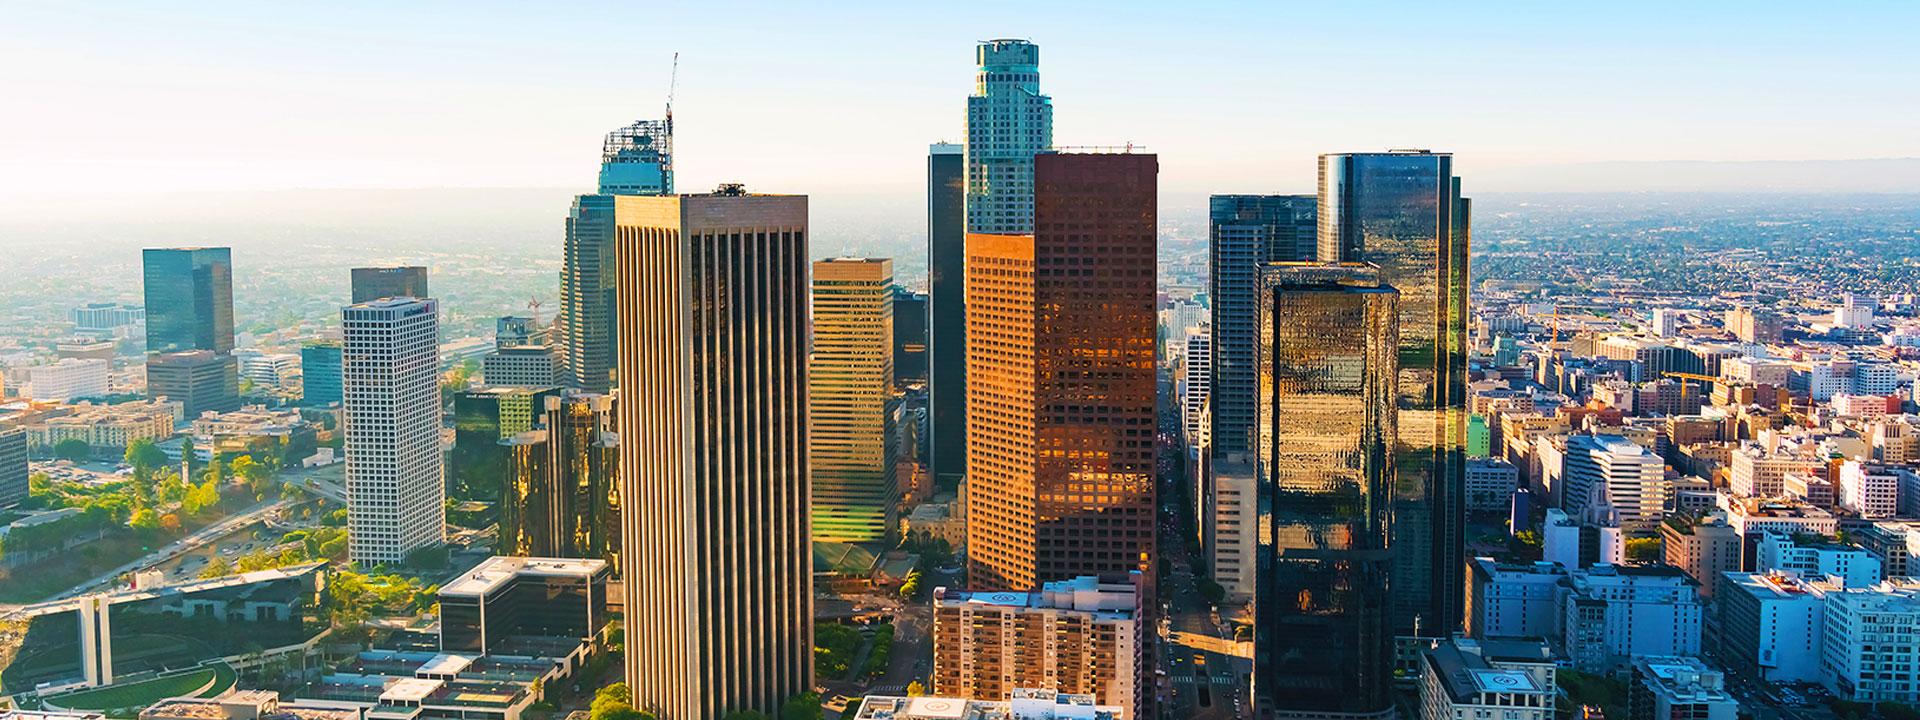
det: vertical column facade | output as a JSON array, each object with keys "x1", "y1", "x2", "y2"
[
  {"x1": 810, "y1": 258, "x2": 899, "y2": 543},
  {"x1": 343, "y1": 297, "x2": 445, "y2": 565},
  {"x1": 614, "y1": 191, "x2": 812, "y2": 720}
]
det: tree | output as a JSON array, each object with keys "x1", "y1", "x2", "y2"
[
  {"x1": 129, "y1": 508, "x2": 161, "y2": 530},
  {"x1": 780, "y1": 693, "x2": 821, "y2": 720},
  {"x1": 180, "y1": 435, "x2": 198, "y2": 474},
  {"x1": 159, "y1": 513, "x2": 184, "y2": 533},
  {"x1": 201, "y1": 556, "x2": 234, "y2": 579},
  {"x1": 53, "y1": 438, "x2": 91, "y2": 462},
  {"x1": 1625, "y1": 537, "x2": 1662, "y2": 563},
  {"x1": 905, "y1": 680, "x2": 926, "y2": 697},
  {"x1": 125, "y1": 439, "x2": 168, "y2": 474},
  {"x1": 232, "y1": 455, "x2": 273, "y2": 496}
]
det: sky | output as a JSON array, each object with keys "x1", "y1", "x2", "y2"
[{"x1": 4, "y1": 0, "x2": 1920, "y2": 210}]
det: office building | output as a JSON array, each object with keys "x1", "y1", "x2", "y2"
[
  {"x1": 300, "y1": 341, "x2": 342, "y2": 406},
  {"x1": 1627, "y1": 657, "x2": 1738, "y2": 720},
  {"x1": 893, "y1": 288, "x2": 929, "y2": 387},
  {"x1": 1858, "y1": 522, "x2": 1920, "y2": 579},
  {"x1": 452, "y1": 387, "x2": 562, "y2": 506},
  {"x1": 965, "y1": 153, "x2": 1157, "y2": 591},
  {"x1": 557, "y1": 114, "x2": 673, "y2": 394},
  {"x1": 1544, "y1": 507, "x2": 1624, "y2": 570},
  {"x1": 350, "y1": 266, "x2": 429, "y2": 303},
  {"x1": 965, "y1": 39, "x2": 1052, "y2": 234},
  {"x1": 70, "y1": 302, "x2": 144, "y2": 333},
  {"x1": 1560, "y1": 434, "x2": 1666, "y2": 534},
  {"x1": 1318, "y1": 150, "x2": 1471, "y2": 634},
  {"x1": 1210, "y1": 454, "x2": 1257, "y2": 600},
  {"x1": 1417, "y1": 638, "x2": 1555, "y2": 720},
  {"x1": 495, "y1": 316, "x2": 546, "y2": 348},
  {"x1": 1820, "y1": 580, "x2": 1920, "y2": 703},
  {"x1": 342, "y1": 297, "x2": 444, "y2": 565},
  {"x1": 0, "y1": 429, "x2": 25, "y2": 506},
  {"x1": 482, "y1": 346, "x2": 562, "y2": 388},
  {"x1": 1465, "y1": 558, "x2": 1568, "y2": 641},
  {"x1": 611, "y1": 188, "x2": 811, "y2": 719},
  {"x1": 142, "y1": 247, "x2": 234, "y2": 355},
  {"x1": 1208, "y1": 194, "x2": 1317, "y2": 457},
  {"x1": 1651, "y1": 308, "x2": 1683, "y2": 337},
  {"x1": 852, "y1": 690, "x2": 1122, "y2": 720},
  {"x1": 931, "y1": 575, "x2": 1143, "y2": 717},
  {"x1": 1755, "y1": 531, "x2": 1881, "y2": 587},
  {"x1": 237, "y1": 351, "x2": 299, "y2": 389},
  {"x1": 1660, "y1": 514, "x2": 1741, "y2": 598},
  {"x1": 1719, "y1": 572, "x2": 1827, "y2": 683},
  {"x1": 439, "y1": 556, "x2": 611, "y2": 656},
  {"x1": 927, "y1": 141, "x2": 968, "y2": 491},
  {"x1": 1838, "y1": 460, "x2": 1900, "y2": 519},
  {"x1": 147, "y1": 350, "x2": 240, "y2": 417},
  {"x1": 498, "y1": 393, "x2": 619, "y2": 564},
  {"x1": 1180, "y1": 328, "x2": 1211, "y2": 448},
  {"x1": 1465, "y1": 458, "x2": 1519, "y2": 512},
  {"x1": 16, "y1": 400, "x2": 180, "y2": 457},
  {"x1": 810, "y1": 258, "x2": 900, "y2": 543},
  {"x1": 1562, "y1": 565, "x2": 1704, "y2": 671},
  {"x1": 22, "y1": 359, "x2": 109, "y2": 402},
  {"x1": 1729, "y1": 445, "x2": 1823, "y2": 498},
  {"x1": 1725, "y1": 306, "x2": 1783, "y2": 344},
  {"x1": 1252, "y1": 263, "x2": 1398, "y2": 719}
]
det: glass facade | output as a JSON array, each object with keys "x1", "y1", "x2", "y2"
[
  {"x1": 452, "y1": 387, "x2": 560, "y2": 506},
  {"x1": 927, "y1": 143, "x2": 968, "y2": 492},
  {"x1": 559, "y1": 194, "x2": 619, "y2": 393},
  {"x1": 810, "y1": 259, "x2": 899, "y2": 543},
  {"x1": 1253, "y1": 264, "x2": 1399, "y2": 718},
  {"x1": 965, "y1": 40, "x2": 1053, "y2": 234},
  {"x1": 142, "y1": 247, "x2": 234, "y2": 355},
  {"x1": 499, "y1": 394, "x2": 620, "y2": 563},
  {"x1": 301, "y1": 341, "x2": 343, "y2": 406},
  {"x1": 1318, "y1": 151, "x2": 1471, "y2": 635},
  {"x1": 349, "y1": 265, "x2": 429, "y2": 303},
  {"x1": 1209, "y1": 194, "x2": 1319, "y2": 457}
]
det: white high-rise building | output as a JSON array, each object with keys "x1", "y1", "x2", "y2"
[
  {"x1": 1834, "y1": 294, "x2": 1876, "y2": 329},
  {"x1": 342, "y1": 297, "x2": 445, "y2": 564},
  {"x1": 1822, "y1": 580, "x2": 1920, "y2": 703},
  {"x1": 1651, "y1": 308, "x2": 1683, "y2": 337},
  {"x1": 1561, "y1": 434, "x2": 1666, "y2": 533},
  {"x1": 1180, "y1": 327, "x2": 1211, "y2": 448},
  {"x1": 1839, "y1": 460, "x2": 1901, "y2": 519},
  {"x1": 965, "y1": 39, "x2": 1053, "y2": 234},
  {"x1": 23, "y1": 358, "x2": 109, "y2": 402}
]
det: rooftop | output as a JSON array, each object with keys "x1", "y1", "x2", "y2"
[
  {"x1": 854, "y1": 690, "x2": 1121, "y2": 720},
  {"x1": 440, "y1": 556, "x2": 608, "y2": 598}
]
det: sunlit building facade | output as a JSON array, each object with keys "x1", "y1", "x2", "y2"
[
  {"x1": 1254, "y1": 263, "x2": 1399, "y2": 719},
  {"x1": 1209, "y1": 194, "x2": 1318, "y2": 457},
  {"x1": 965, "y1": 153, "x2": 1157, "y2": 591},
  {"x1": 142, "y1": 247, "x2": 234, "y2": 355},
  {"x1": 810, "y1": 258, "x2": 899, "y2": 543},
  {"x1": 612, "y1": 189, "x2": 812, "y2": 719},
  {"x1": 500, "y1": 393, "x2": 620, "y2": 564},
  {"x1": 342, "y1": 297, "x2": 444, "y2": 565},
  {"x1": 1318, "y1": 150, "x2": 1472, "y2": 635}
]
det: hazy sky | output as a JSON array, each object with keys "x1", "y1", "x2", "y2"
[{"x1": 5, "y1": 0, "x2": 1919, "y2": 205}]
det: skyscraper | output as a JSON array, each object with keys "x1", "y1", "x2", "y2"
[
  {"x1": 0, "y1": 428, "x2": 26, "y2": 507},
  {"x1": 500, "y1": 393, "x2": 620, "y2": 565},
  {"x1": 1208, "y1": 194, "x2": 1317, "y2": 457},
  {"x1": 811, "y1": 259, "x2": 899, "y2": 544},
  {"x1": 349, "y1": 265, "x2": 429, "y2": 303},
  {"x1": 452, "y1": 386, "x2": 562, "y2": 506},
  {"x1": 927, "y1": 142, "x2": 968, "y2": 492},
  {"x1": 300, "y1": 341, "x2": 343, "y2": 406},
  {"x1": 342, "y1": 297, "x2": 444, "y2": 565},
  {"x1": 613, "y1": 187, "x2": 811, "y2": 719},
  {"x1": 143, "y1": 247, "x2": 234, "y2": 355},
  {"x1": 1318, "y1": 150, "x2": 1471, "y2": 635},
  {"x1": 147, "y1": 350, "x2": 240, "y2": 417},
  {"x1": 892, "y1": 288, "x2": 929, "y2": 387},
  {"x1": 1254, "y1": 263, "x2": 1399, "y2": 719},
  {"x1": 965, "y1": 153, "x2": 1157, "y2": 591},
  {"x1": 965, "y1": 40, "x2": 1053, "y2": 234},
  {"x1": 557, "y1": 115, "x2": 673, "y2": 394}
]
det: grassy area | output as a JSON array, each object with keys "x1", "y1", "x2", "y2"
[
  {"x1": 195, "y1": 664, "x2": 236, "y2": 698},
  {"x1": 1559, "y1": 669, "x2": 1628, "y2": 720},
  {"x1": 0, "y1": 531, "x2": 161, "y2": 603},
  {"x1": 46, "y1": 666, "x2": 217, "y2": 710}
]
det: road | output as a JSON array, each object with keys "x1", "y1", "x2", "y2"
[{"x1": 1156, "y1": 378, "x2": 1246, "y2": 720}]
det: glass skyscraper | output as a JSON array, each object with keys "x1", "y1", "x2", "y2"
[
  {"x1": 142, "y1": 247, "x2": 234, "y2": 355},
  {"x1": 810, "y1": 259, "x2": 899, "y2": 543},
  {"x1": 557, "y1": 115, "x2": 672, "y2": 393},
  {"x1": 927, "y1": 142, "x2": 968, "y2": 492},
  {"x1": 1254, "y1": 263, "x2": 1398, "y2": 719},
  {"x1": 499, "y1": 393, "x2": 620, "y2": 565},
  {"x1": 965, "y1": 39, "x2": 1053, "y2": 234},
  {"x1": 300, "y1": 341, "x2": 343, "y2": 406},
  {"x1": 1318, "y1": 150, "x2": 1472, "y2": 636},
  {"x1": 1209, "y1": 194, "x2": 1318, "y2": 458},
  {"x1": 349, "y1": 265, "x2": 429, "y2": 303}
]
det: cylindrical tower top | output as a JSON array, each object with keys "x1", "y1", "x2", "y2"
[{"x1": 977, "y1": 39, "x2": 1039, "y2": 70}]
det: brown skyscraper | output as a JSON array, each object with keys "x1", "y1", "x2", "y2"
[
  {"x1": 612, "y1": 187, "x2": 812, "y2": 720},
  {"x1": 965, "y1": 152, "x2": 1159, "y2": 591}
]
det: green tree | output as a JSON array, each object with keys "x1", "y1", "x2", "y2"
[
  {"x1": 125, "y1": 438, "x2": 168, "y2": 474},
  {"x1": 232, "y1": 454, "x2": 274, "y2": 496},
  {"x1": 201, "y1": 555, "x2": 234, "y2": 579},
  {"x1": 779, "y1": 693, "x2": 821, "y2": 720},
  {"x1": 129, "y1": 508, "x2": 161, "y2": 530},
  {"x1": 53, "y1": 438, "x2": 91, "y2": 462},
  {"x1": 1625, "y1": 537, "x2": 1662, "y2": 563},
  {"x1": 183, "y1": 477, "x2": 223, "y2": 514}
]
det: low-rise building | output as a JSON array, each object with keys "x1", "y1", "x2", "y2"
[
  {"x1": 853, "y1": 689, "x2": 1123, "y2": 720},
  {"x1": 1754, "y1": 531, "x2": 1882, "y2": 587},
  {"x1": 932, "y1": 574, "x2": 1143, "y2": 718},
  {"x1": 1858, "y1": 521, "x2": 1920, "y2": 579},
  {"x1": 438, "y1": 556, "x2": 610, "y2": 657},
  {"x1": 1465, "y1": 458, "x2": 1520, "y2": 513},
  {"x1": 23, "y1": 399, "x2": 181, "y2": 456},
  {"x1": 1660, "y1": 513, "x2": 1741, "y2": 599},
  {"x1": 1719, "y1": 573, "x2": 1828, "y2": 683},
  {"x1": 1627, "y1": 656, "x2": 1738, "y2": 720},
  {"x1": 20, "y1": 359, "x2": 110, "y2": 402},
  {"x1": 480, "y1": 346, "x2": 561, "y2": 389},
  {"x1": 1418, "y1": 637, "x2": 1555, "y2": 720},
  {"x1": 1465, "y1": 559, "x2": 1567, "y2": 641},
  {"x1": 1562, "y1": 565, "x2": 1704, "y2": 672},
  {"x1": 142, "y1": 690, "x2": 359, "y2": 720},
  {"x1": 1837, "y1": 460, "x2": 1901, "y2": 519}
]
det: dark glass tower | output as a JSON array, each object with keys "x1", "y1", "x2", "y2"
[
  {"x1": 1254, "y1": 263, "x2": 1398, "y2": 719},
  {"x1": 1209, "y1": 194, "x2": 1318, "y2": 458},
  {"x1": 142, "y1": 247, "x2": 234, "y2": 355},
  {"x1": 350, "y1": 266, "x2": 429, "y2": 303},
  {"x1": 557, "y1": 114, "x2": 673, "y2": 394},
  {"x1": 892, "y1": 288, "x2": 929, "y2": 387},
  {"x1": 300, "y1": 341, "x2": 343, "y2": 406},
  {"x1": 500, "y1": 393, "x2": 620, "y2": 564},
  {"x1": 452, "y1": 387, "x2": 562, "y2": 506},
  {"x1": 1317, "y1": 151, "x2": 1471, "y2": 636},
  {"x1": 927, "y1": 142, "x2": 967, "y2": 492}
]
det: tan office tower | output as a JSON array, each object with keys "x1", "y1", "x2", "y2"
[
  {"x1": 964, "y1": 152, "x2": 1158, "y2": 591},
  {"x1": 612, "y1": 186, "x2": 812, "y2": 720},
  {"x1": 810, "y1": 258, "x2": 899, "y2": 543}
]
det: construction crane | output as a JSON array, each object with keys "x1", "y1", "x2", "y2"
[
  {"x1": 665, "y1": 52, "x2": 679, "y2": 128},
  {"x1": 1663, "y1": 371, "x2": 1722, "y2": 404},
  {"x1": 527, "y1": 298, "x2": 544, "y2": 326}
]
